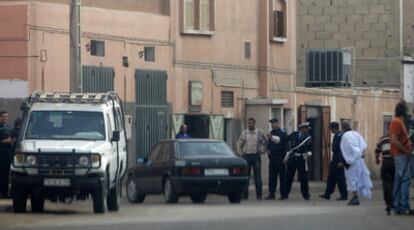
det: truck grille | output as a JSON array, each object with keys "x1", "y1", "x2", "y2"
[{"x1": 38, "y1": 154, "x2": 76, "y2": 176}]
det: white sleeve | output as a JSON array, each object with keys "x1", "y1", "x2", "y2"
[
  {"x1": 340, "y1": 132, "x2": 361, "y2": 165},
  {"x1": 271, "y1": 135, "x2": 280, "y2": 144}
]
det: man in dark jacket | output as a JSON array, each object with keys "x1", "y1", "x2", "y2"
[
  {"x1": 319, "y1": 122, "x2": 348, "y2": 201},
  {"x1": 265, "y1": 118, "x2": 288, "y2": 200},
  {"x1": 284, "y1": 122, "x2": 312, "y2": 200},
  {"x1": 0, "y1": 111, "x2": 16, "y2": 198}
]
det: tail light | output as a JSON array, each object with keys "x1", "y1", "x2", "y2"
[
  {"x1": 181, "y1": 167, "x2": 202, "y2": 176},
  {"x1": 232, "y1": 167, "x2": 248, "y2": 175}
]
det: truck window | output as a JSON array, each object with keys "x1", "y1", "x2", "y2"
[{"x1": 25, "y1": 111, "x2": 105, "y2": 141}]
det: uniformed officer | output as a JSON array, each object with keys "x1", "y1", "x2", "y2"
[
  {"x1": 265, "y1": 118, "x2": 288, "y2": 200},
  {"x1": 284, "y1": 122, "x2": 312, "y2": 200},
  {"x1": 0, "y1": 111, "x2": 16, "y2": 198},
  {"x1": 319, "y1": 122, "x2": 348, "y2": 201}
]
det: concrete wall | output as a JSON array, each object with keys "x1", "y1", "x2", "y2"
[{"x1": 297, "y1": 0, "x2": 401, "y2": 88}]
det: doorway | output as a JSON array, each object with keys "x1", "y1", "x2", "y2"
[
  {"x1": 184, "y1": 115, "x2": 210, "y2": 138},
  {"x1": 298, "y1": 105, "x2": 331, "y2": 181}
]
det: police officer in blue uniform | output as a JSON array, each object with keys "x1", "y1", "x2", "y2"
[
  {"x1": 284, "y1": 122, "x2": 312, "y2": 200},
  {"x1": 0, "y1": 111, "x2": 16, "y2": 198},
  {"x1": 265, "y1": 118, "x2": 288, "y2": 200},
  {"x1": 319, "y1": 122, "x2": 348, "y2": 201}
]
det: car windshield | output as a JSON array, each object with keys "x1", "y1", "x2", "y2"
[
  {"x1": 178, "y1": 142, "x2": 234, "y2": 158},
  {"x1": 25, "y1": 111, "x2": 105, "y2": 141}
]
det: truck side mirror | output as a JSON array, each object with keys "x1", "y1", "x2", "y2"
[{"x1": 111, "y1": 131, "x2": 120, "y2": 142}]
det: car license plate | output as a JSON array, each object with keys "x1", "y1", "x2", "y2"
[
  {"x1": 204, "y1": 169, "x2": 229, "y2": 176},
  {"x1": 44, "y1": 178, "x2": 71, "y2": 187}
]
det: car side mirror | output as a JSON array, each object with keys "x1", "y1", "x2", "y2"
[
  {"x1": 111, "y1": 131, "x2": 120, "y2": 142},
  {"x1": 137, "y1": 157, "x2": 148, "y2": 164}
]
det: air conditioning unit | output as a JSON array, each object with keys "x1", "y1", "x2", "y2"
[{"x1": 305, "y1": 49, "x2": 352, "y2": 87}]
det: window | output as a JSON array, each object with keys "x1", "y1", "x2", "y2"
[
  {"x1": 148, "y1": 144, "x2": 162, "y2": 161},
  {"x1": 90, "y1": 40, "x2": 105, "y2": 57},
  {"x1": 271, "y1": 0, "x2": 287, "y2": 42},
  {"x1": 182, "y1": 0, "x2": 215, "y2": 35},
  {"x1": 221, "y1": 91, "x2": 234, "y2": 108},
  {"x1": 383, "y1": 115, "x2": 392, "y2": 136},
  {"x1": 144, "y1": 47, "x2": 155, "y2": 62},
  {"x1": 184, "y1": 0, "x2": 195, "y2": 29},
  {"x1": 244, "y1": 42, "x2": 251, "y2": 59}
]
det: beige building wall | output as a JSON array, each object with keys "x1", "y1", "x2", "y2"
[{"x1": 404, "y1": 0, "x2": 414, "y2": 56}]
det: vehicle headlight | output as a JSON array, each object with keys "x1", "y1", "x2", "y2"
[
  {"x1": 26, "y1": 155, "x2": 37, "y2": 166},
  {"x1": 91, "y1": 154, "x2": 101, "y2": 168},
  {"x1": 14, "y1": 153, "x2": 24, "y2": 165},
  {"x1": 79, "y1": 156, "x2": 90, "y2": 167}
]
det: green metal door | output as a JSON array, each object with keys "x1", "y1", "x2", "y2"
[
  {"x1": 135, "y1": 69, "x2": 168, "y2": 158},
  {"x1": 82, "y1": 65, "x2": 115, "y2": 93}
]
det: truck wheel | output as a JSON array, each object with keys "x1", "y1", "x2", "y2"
[
  {"x1": 31, "y1": 192, "x2": 45, "y2": 213},
  {"x1": 190, "y1": 193, "x2": 207, "y2": 204},
  {"x1": 163, "y1": 177, "x2": 179, "y2": 204},
  {"x1": 126, "y1": 177, "x2": 145, "y2": 203},
  {"x1": 228, "y1": 192, "x2": 242, "y2": 204},
  {"x1": 107, "y1": 180, "x2": 120, "y2": 211},
  {"x1": 92, "y1": 187, "x2": 106, "y2": 214},
  {"x1": 13, "y1": 188, "x2": 27, "y2": 213}
]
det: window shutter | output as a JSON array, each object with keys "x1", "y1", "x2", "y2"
[
  {"x1": 200, "y1": 0, "x2": 210, "y2": 31},
  {"x1": 184, "y1": 0, "x2": 195, "y2": 29}
]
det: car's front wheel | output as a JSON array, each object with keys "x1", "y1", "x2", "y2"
[
  {"x1": 163, "y1": 177, "x2": 179, "y2": 204},
  {"x1": 13, "y1": 188, "x2": 27, "y2": 213},
  {"x1": 107, "y1": 179, "x2": 120, "y2": 211},
  {"x1": 31, "y1": 192, "x2": 45, "y2": 213},
  {"x1": 190, "y1": 193, "x2": 207, "y2": 204},
  {"x1": 126, "y1": 177, "x2": 145, "y2": 203},
  {"x1": 228, "y1": 192, "x2": 242, "y2": 204},
  {"x1": 92, "y1": 186, "x2": 106, "y2": 214}
]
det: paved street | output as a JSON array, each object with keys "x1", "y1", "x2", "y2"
[{"x1": 1, "y1": 185, "x2": 414, "y2": 230}]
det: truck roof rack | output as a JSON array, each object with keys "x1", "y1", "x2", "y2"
[{"x1": 29, "y1": 91, "x2": 120, "y2": 105}]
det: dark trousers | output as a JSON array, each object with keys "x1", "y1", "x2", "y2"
[
  {"x1": 268, "y1": 154, "x2": 286, "y2": 198},
  {"x1": 0, "y1": 153, "x2": 11, "y2": 197},
  {"x1": 242, "y1": 153, "x2": 262, "y2": 197},
  {"x1": 285, "y1": 157, "x2": 310, "y2": 199},
  {"x1": 323, "y1": 161, "x2": 348, "y2": 199},
  {"x1": 381, "y1": 158, "x2": 395, "y2": 210}
]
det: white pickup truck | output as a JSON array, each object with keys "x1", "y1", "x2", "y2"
[{"x1": 11, "y1": 92, "x2": 127, "y2": 213}]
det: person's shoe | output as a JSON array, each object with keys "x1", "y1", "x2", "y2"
[
  {"x1": 304, "y1": 195, "x2": 311, "y2": 201},
  {"x1": 265, "y1": 194, "x2": 275, "y2": 200},
  {"x1": 348, "y1": 197, "x2": 360, "y2": 206},
  {"x1": 256, "y1": 195, "x2": 262, "y2": 200},
  {"x1": 405, "y1": 209, "x2": 414, "y2": 215},
  {"x1": 336, "y1": 197, "x2": 348, "y2": 201},
  {"x1": 279, "y1": 196, "x2": 287, "y2": 201},
  {"x1": 319, "y1": 194, "x2": 330, "y2": 200},
  {"x1": 242, "y1": 194, "x2": 249, "y2": 200},
  {"x1": 386, "y1": 207, "x2": 391, "y2": 216}
]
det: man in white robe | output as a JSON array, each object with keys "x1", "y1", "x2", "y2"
[{"x1": 340, "y1": 121, "x2": 373, "y2": 205}]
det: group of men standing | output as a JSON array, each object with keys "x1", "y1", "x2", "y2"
[
  {"x1": 236, "y1": 117, "x2": 312, "y2": 200},
  {"x1": 236, "y1": 116, "x2": 373, "y2": 206},
  {"x1": 376, "y1": 100, "x2": 414, "y2": 215}
]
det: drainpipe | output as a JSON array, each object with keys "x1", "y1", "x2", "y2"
[{"x1": 400, "y1": 0, "x2": 404, "y2": 95}]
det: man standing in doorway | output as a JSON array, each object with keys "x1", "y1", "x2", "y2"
[
  {"x1": 319, "y1": 122, "x2": 348, "y2": 201},
  {"x1": 284, "y1": 122, "x2": 312, "y2": 200},
  {"x1": 237, "y1": 117, "x2": 267, "y2": 200},
  {"x1": 265, "y1": 118, "x2": 288, "y2": 200},
  {"x1": 0, "y1": 111, "x2": 15, "y2": 198},
  {"x1": 340, "y1": 121, "x2": 373, "y2": 205},
  {"x1": 389, "y1": 100, "x2": 414, "y2": 215},
  {"x1": 176, "y1": 124, "x2": 191, "y2": 139}
]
